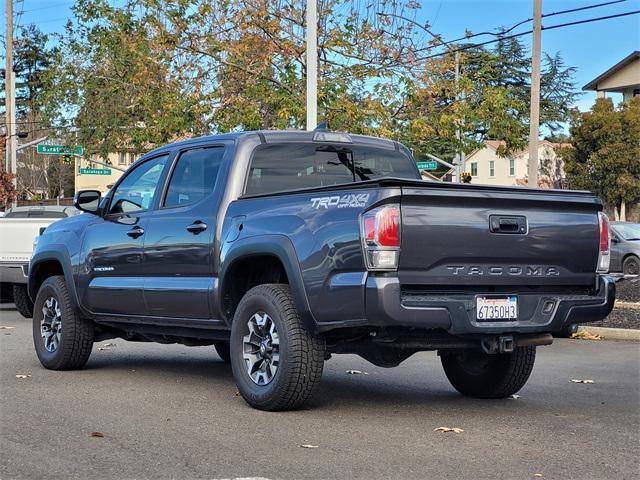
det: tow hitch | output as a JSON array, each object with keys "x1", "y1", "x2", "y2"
[{"x1": 481, "y1": 334, "x2": 553, "y2": 354}]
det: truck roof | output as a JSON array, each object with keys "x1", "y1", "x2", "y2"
[{"x1": 143, "y1": 130, "x2": 400, "y2": 158}]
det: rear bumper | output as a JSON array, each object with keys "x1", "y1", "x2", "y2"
[
  {"x1": 365, "y1": 275, "x2": 615, "y2": 335},
  {"x1": 0, "y1": 263, "x2": 29, "y2": 285}
]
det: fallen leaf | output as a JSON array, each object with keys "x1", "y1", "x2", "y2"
[
  {"x1": 533, "y1": 474, "x2": 543, "y2": 478},
  {"x1": 434, "y1": 427, "x2": 464, "y2": 433},
  {"x1": 571, "y1": 330, "x2": 601, "y2": 341},
  {"x1": 98, "y1": 342, "x2": 117, "y2": 351},
  {"x1": 509, "y1": 394, "x2": 521, "y2": 399},
  {"x1": 346, "y1": 370, "x2": 369, "y2": 375},
  {"x1": 15, "y1": 374, "x2": 31, "y2": 379},
  {"x1": 90, "y1": 432, "x2": 104, "y2": 438},
  {"x1": 571, "y1": 379, "x2": 595, "y2": 384},
  {"x1": 0, "y1": 326, "x2": 15, "y2": 330},
  {"x1": 300, "y1": 444, "x2": 319, "y2": 448}
]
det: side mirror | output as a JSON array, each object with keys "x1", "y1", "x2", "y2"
[
  {"x1": 74, "y1": 190, "x2": 102, "y2": 214},
  {"x1": 611, "y1": 236, "x2": 620, "y2": 244}
]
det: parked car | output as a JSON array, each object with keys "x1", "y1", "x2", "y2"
[
  {"x1": 610, "y1": 222, "x2": 640, "y2": 275},
  {"x1": 0, "y1": 205, "x2": 80, "y2": 317},
  {"x1": 28, "y1": 130, "x2": 615, "y2": 411}
]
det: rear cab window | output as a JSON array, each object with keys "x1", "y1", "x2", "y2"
[{"x1": 245, "y1": 143, "x2": 418, "y2": 196}]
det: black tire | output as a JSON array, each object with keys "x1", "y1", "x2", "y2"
[
  {"x1": 214, "y1": 341, "x2": 231, "y2": 363},
  {"x1": 440, "y1": 346, "x2": 536, "y2": 399},
  {"x1": 623, "y1": 255, "x2": 640, "y2": 276},
  {"x1": 1, "y1": 283, "x2": 14, "y2": 303},
  {"x1": 230, "y1": 284, "x2": 325, "y2": 411},
  {"x1": 32, "y1": 275, "x2": 94, "y2": 370},
  {"x1": 13, "y1": 284, "x2": 34, "y2": 318}
]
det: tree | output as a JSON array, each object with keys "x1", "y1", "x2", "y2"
[
  {"x1": 0, "y1": 163, "x2": 17, "y2": 208},
  {"x1": 562, "y1": 98, "x2": 640, "y2": 221}
]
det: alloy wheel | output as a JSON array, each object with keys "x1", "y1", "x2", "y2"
[
  {"x1": 243, "y1": 311, "x2": 280, "y2": 385},
  {"x1": 41, "y1": 297, "x2": 62, "y2": 353}
]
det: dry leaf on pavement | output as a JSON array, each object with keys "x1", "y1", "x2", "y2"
[
  {"x1": 533, "y1": 474, "x2": 543, "y2": 478},
  {"x1": 434, "y1": 427, "x2": 464, "y2": 433},
  {"x1": 509, "y1": 394, "x2": 521, "y2": 399},
  {"x1": 90, "y1": 432, "x2": 104, "y2": 437},
  {"x1": 571, "y1": 330, "x2": 601, "y2": 341},
  {"x1": 98, "y1": 343, "x2": 117, "y2": 351},
  {"x1": 571, "y1": 379, "x2": 595, "y2": 384},
  {"x1": 346, "y1": 370, "x2": 369, "y2": 375},
  {"x1": 15, "y1": 374, "x2": 31, "y2": 379},
  {"x1": 300, "y1": 444, "x2": 319, "y2": 448},
  {"x1": 0, "y1": 326, "x2": 16, "y2": 330}
]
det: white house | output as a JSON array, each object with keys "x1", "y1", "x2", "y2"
[{"x1": 463, "y1": 140, "x2": 568, "y2": 188}]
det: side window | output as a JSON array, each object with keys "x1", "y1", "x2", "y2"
[
  {"x1": 163, "y1": 147, "x2": 224, "y2": 208},
  {"x1": 108, "y1": 154, "x2": 169, "y2": 214}
]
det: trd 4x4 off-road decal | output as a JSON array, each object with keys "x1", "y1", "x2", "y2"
[{"x1": 310, "y1": 193, "x2": 370, "y2": 209}]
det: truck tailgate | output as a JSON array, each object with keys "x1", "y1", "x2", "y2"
[{"x1": 398, "y1": 184, "x2": 602, "y2": 287}]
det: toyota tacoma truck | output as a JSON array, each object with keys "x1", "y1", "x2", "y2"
[{"x1": 28, "y1": 130, "x2": 615, "y2": 411}]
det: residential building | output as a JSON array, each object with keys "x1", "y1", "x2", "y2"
[
  {"x1": 463, "y1": 140, "x2": 568, "y2": 188},
  {"x1": 583, "y1": 51, "x2": 640, "y2": 102},
  {"x1": 75, "y1": 151, "x2": 137, "y2": 193}
]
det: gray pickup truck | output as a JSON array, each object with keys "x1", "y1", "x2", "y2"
[{"x1": 28, "y1": 130, "x2": 615, "y2": 410}]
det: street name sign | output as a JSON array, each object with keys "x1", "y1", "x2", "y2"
[
  {"x1": 37, "y1": 145, "x2": 84, "y2": 155},
  {"x1": 79, "y1": 168, "x2": 111, "y2": 175},
  {"x1": 416, "y1": 161, "x2": 438, "y2": 170}
]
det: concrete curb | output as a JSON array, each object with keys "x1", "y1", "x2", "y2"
[{"x1": 578, "y1": 326, "x2": 640, "y2": 341}]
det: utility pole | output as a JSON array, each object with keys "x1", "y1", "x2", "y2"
[
  {"x1": 5, "y1": 0, "x2": 17, "y2": 197},
  {"x1": 527, "y1": 0, "x2": 542, "y2": 188},
  {"x1": 454, "y1": 51, "x2": 464, "y2": 183},
  {"x1": 306, "y1": 0, "x2": 317, "y2": 130}
]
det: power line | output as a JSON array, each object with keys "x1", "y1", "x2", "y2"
[
  {"x1": 427, "y1": 0, "x2": 630, "y2": 51},
  {"x1": 415, "y1": 9, "x2": 640, "y2": 62}
]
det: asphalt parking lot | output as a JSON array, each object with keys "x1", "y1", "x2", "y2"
[{"x1": 1, "y1": 304, "x2": 639, "y2": 480}]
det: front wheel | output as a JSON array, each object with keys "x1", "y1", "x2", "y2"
[
  {"x1": 440, "y1": 346, "x2": 536, "y2": 398},
  {"x1": 33, "y1": 275, "x2": 94, "y2": 370},
  {"x1": 623, "y1": 255, "x2": 639, "y2": 276},
  {"x1": 230, "y1": 284, "x2": 325, "y2": 411}
]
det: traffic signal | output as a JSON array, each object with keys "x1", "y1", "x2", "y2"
[
  {"x1": 63, "y1": 155, "x2": 72, "y2": 163},
  {"x1": 461, "y1": 172, "x2": 472, "y2": 183}
]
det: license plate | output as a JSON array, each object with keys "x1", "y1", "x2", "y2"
[{"x1": 476, "y1": 296, "x2": 518, "y2": 321}]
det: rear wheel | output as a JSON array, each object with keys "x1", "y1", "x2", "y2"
[
  {"x1": 230, "y1": 284, "x2": 325, "y2": 411},
  {"x1": 13, "y1": 284, "x2": 34, "y2": 318},
  {"x1": 33, "y1": 276, "x2": 94, "y2": 370},
  {"x1": 440, "y1": 346, "x2": 536, "y2": 398},
  {"x1": 623, "y1": 255, "x2": 639, "y2": 276}
]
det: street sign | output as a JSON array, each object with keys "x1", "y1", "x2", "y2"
[
  {"x1": 37, "y1": 144, "x2": 84, "y2": 155},
  {"x1": 416, "y1": 161, "x2": 438, "y2": 170},
  {"x1": 79, "y1": 168, "x2": 111, "y2": 175}
]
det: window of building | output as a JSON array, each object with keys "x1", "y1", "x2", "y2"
[
  {"x1": 163, "y1": 147, "x2": 225, "y2": 208},
  {"x1": 129, "y1": 152, "x2": 136, "y2": 164},
  {"x1": 509, "y1": 159, "x2": 515, "y2": 176},
  {"x1": 118, "y1": 152, "x2": 126, "y2": 165},
  {"x1": 489, "y1": 160, "x2": 495, "y2": 177},
  {"x1": 470, "y1": 162, "x2": 477, "y2": 176}
]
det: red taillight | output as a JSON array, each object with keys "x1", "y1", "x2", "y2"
[
  {"x1": 377, "y1": 206, "x2": 400, "y2": 247},
  {"x1": 360, "y1": 204, "x2": 401, "y2": 271},
  {"x1": 599, "y1": 212, "x2": 609, "y2": 253},
  {"x1": 597, "y1": 212, "x2": 610, "y2": 273}
]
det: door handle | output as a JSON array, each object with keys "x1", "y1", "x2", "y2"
[
  {"x1": 489, "y1": 215, "x2": 527, "y2": 234},
  {"x1": 126, "y1": 226, "x2": 145, "y2": 238},
  {"x1": 186, "y1": 221, "x2": 207, "y2": 234}
]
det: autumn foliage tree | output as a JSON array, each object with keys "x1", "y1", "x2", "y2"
[
  {"x1": 562, "y1": 97, "x2": 640, "y2": 221},
  {"x1": 44, "y1": 0, "x2": 579, "y2": 167}
]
